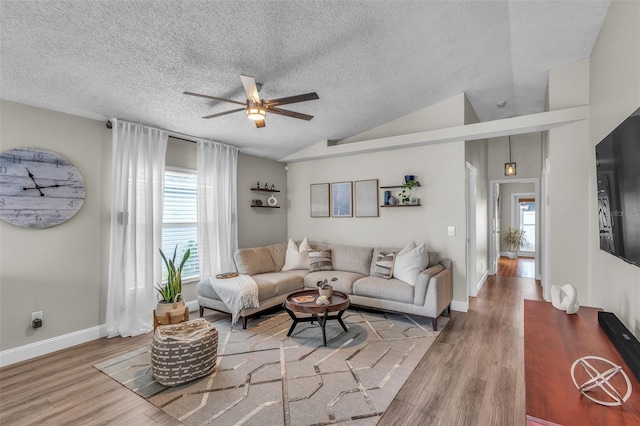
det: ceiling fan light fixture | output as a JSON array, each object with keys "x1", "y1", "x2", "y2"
[{"x1": 246, "y1": 106, "x2": 266, "y2": 121}]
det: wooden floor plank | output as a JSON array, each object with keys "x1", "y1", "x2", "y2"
[{"x1": 0, "y1": 276, "x2": 542, "y2": 426}]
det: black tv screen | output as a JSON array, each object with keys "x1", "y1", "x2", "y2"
[{"x1": 596, "y1": 106, "x2": 640, "y2": 267}]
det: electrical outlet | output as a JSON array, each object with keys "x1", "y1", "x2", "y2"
[
  {"x1": 448, "y1": 226, "x2": 456, "y2": 236},
  {"x1": 31, "y1": 311, "x2": 43, "y2": 322}
]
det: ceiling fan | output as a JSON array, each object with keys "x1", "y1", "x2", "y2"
[{"x1": 184, "y1": 75, "x2": 319, "y2": 128}]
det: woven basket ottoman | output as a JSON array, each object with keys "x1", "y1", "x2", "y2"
[{"x1": 151, "y1": 318, "x2": 218, "y2": 386}]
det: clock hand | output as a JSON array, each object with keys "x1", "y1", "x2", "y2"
[
  {"x1": 23, "y1": 167, "x2": 45, "y2": 196},
  {"x1": 38, "y1": 184, "x2": 70, "y2": 189}
]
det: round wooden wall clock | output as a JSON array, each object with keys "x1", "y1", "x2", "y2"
[{"x1": 0, "y1": 148, "x2": 86, "y2": 228}]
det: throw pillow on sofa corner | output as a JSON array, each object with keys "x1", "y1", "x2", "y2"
[
  {"x1": 309, "y1": 249, "x2": 333, "y2": 272},
  {"x1": 373, "y1": 251, "x2": 396, "y2": 279},
  {"x1": 282, "y1": 237, "x2": 312, "y2": 271},
  {"x1": 393, "y1": 242, "x2": 427, "y2": 285}
]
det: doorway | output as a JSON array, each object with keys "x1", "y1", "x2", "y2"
[{"x1": 489, "y1": 178, "x2": 541, "y2": 280}]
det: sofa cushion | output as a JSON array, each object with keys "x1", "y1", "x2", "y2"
[
  {"x1": 304, "y1": 270, "x2": 365, "y2": 294},
  {"x1": 266, "y1": 242, "x2": 287, "y2": 272},
  {"x1": 309, "y1": 249, "x2": 333, "y2": 272},
  {"x1": 282, "y1": 237, "x2": 311, "y2": 271},
  {"x1": 234, "y1": 247, "x2": 275, "y2": 275},
  {"x1": 252, "y1": 270, "x2": 306, "y2": 298},
  {"x1": 353, "y1": 276, "x2": 414, "y2": 304},
  {"x1": 373, "y1": 251, "x2": 396, "y2": 279},
  {"x1": 393, "y1": 242, "x2": 427, "y2": 285},
  {"x1": 328, "y1": 244, "x2": 373, "y2": 276}
]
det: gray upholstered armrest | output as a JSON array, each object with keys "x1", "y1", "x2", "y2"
[{"x1": 413, "y1": 264, "x2": 444, "y2": 305}]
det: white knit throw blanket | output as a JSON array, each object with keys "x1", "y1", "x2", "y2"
[{"x1": 209, "y1": 275, "x2": 259, "y2": 324}]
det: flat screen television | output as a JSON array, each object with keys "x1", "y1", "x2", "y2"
[{"x1": 596, "y1": 106, "x2": 640, "y2": 267}]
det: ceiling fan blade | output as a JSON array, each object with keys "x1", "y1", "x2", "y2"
[
  {"x1": 202, "y1": 108, "x2": 245, "y2": 119},
  {"x1": 240, "y1": 75, "x2": 261, "y2": 104},
  {"x1": 267, "y1": 106, "x2": 314, "y2": 121},
  {"x1": 184, "y1": 91, "x2": 246, "y2": 106},
  {"x1": 255, "y1": 119, "x2": 266, "y2": 128},
  {"x1": 264, "y1": 92, "x2": 319, "y2": 107}
]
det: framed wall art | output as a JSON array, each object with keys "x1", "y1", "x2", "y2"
[
  {"x1": 310, "y1": 183, "x2": 330, "y2": 217},
  {"x1": 331, "y1": 181, "x2": 352, "y2": 217},
  {"x1": 355, "y1": 179, "x2": 379, "y2": 217}
]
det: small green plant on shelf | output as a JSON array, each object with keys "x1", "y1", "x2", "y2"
[{"x1": 399, "y1": 179, "x2": 420, "y2": 204}]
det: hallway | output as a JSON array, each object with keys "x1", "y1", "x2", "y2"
[{"x1": 497, "y1": 256, "x2": 535, "y2": 279}]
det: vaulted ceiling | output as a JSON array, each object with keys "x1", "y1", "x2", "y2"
[{"x1": 1, "y1": 1, "x2": 610, "y2": 160}]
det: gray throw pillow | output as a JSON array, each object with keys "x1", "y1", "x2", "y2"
[
  {"x1": 373, "y1": 251, "x2": 396, "y2": 279},
  {"x1": 309, "y1": 249, "x2": 333, "y2": 272}
]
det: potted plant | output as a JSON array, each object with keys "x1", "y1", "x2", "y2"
[
  {"x1": 155, "y1": 245, "x2": 191, "y2": 326},
  {"x1": 316, "y1": 278, "x2": 336, "y2": 298},
  {"x1": 399, "y1": 178, "x2": 420, "y2": 205},
  {"x1": 502, "y1": 227, "x2": 529, "y2": 259}
]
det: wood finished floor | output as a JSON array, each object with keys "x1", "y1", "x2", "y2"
[
  {"x1": 497, "y1": 256, "x2": 535, "y2": 279},
  {"x1": 0, "y1": 276, "x2": 542, "y2": 426}
]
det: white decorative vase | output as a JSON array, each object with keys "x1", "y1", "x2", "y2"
[{"x1": 318, "y1": 285, "x2": 333, "y2": 299}]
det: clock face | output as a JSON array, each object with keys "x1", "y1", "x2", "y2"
[{"x1": 0, "y1": 148, "x2": 86, "y2": 228}]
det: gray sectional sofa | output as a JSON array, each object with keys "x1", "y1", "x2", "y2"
[{"x1": 197, "y1": 241, "x2": 453, "y2": 330}]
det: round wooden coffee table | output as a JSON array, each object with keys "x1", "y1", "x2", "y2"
[{"x1": 283, "y1": 289, "x2": 350, "y2": 346}]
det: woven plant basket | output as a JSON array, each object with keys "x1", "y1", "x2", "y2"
[{"x1": 151, "y1": 318, "x2": 218, "y2": 386}]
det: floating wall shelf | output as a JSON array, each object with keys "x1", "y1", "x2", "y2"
[{"x1": 250, "y1": 188, "x2": 281, "y2": 192}]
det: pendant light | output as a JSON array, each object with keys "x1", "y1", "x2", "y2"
[{"x1": 505, "y1": 135, "x2": 516, "y2": 176}]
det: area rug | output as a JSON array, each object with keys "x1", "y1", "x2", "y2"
[{"x1": 95, "y1": 309, "x2": 448, "y2": 426}]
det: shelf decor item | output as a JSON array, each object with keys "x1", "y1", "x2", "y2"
[
  {"x1": 399, "y1": 176, "x2": 420, "y2": 204},
  {"x1": 267, "y1": 194, "x2": 278, "y2": 206},
  {"x1": 384, "y1": 190, "x2": 391, "y2": 205}
]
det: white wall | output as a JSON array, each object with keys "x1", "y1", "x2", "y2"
[
  {"x1": 546, "y1": 0, "x2": 640, "y2": 337},
  {"x1": 488, "y1": 133, "x2": 542, "y2": 181},
  {"x1": 588, "y1": 0, "x2": 640, "y2": 336},
  {"x1": 0, "y1": 100, "x2": 112, "y2": 352},
  {"x1": 0, "y1": 101, "x2": 287, "y2": 355},
  {"x1": 287, "y1": 94, "x2": 469, "y2": 306},
  {"x1": 464, "y1": 96, "x2": 490, "y2": 290},
  {"x1": 237, "y1": 154, "x2": 288, "y2": 248}
]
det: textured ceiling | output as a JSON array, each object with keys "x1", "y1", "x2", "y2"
[{"x1": 0, "y1": 1, "x2": 610, "y2": 160}]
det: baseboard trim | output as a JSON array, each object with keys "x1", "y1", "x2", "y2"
[
  {"x1": 0, "y1": 324, "x2": 108, "y2": 368},
  {"x1": 475, "y1": 270, "x2": 489, "y2": 295},
  {"x1": 1, "y1": 300, "x2": 202, "y2": 368},
  {"x1": 186, "y1": 300, "x2": 200, "y2": 313},
  {"x1": 450, "y1": 299, "x2": 469, "y2": 313}
]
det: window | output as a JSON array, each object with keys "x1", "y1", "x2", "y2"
[{"x1": 162, "y1": 170, "x2": 199, "y2": 281}]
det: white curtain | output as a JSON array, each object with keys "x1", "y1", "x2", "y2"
[
  {"x1": 197, "y1": 139, "x2": 238, "y2": 278},
  {"x1": 106, "y1": 119, "x2": 168, "y2": 337}
]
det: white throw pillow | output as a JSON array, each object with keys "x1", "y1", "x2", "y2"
[
  {"x1": 281, "y1": 237, "x2": 311, "y2": 271},
  {"x1": 393, "y1": 242, "x2": 427, "y2": 286}
]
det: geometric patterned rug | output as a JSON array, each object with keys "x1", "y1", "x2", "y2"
[{"x1": 95, "y1": 309, "x2": 448, "y2": 426}]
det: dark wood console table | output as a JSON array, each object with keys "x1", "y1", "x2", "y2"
[{"x1": 524, "y1": 300, "x2": 640, "y2": 425}]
